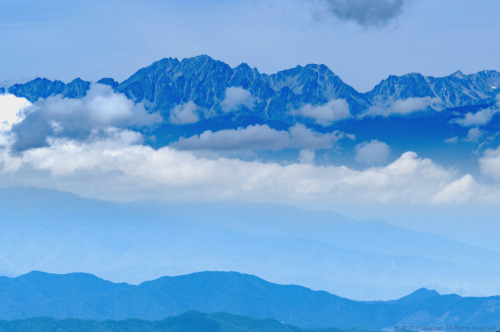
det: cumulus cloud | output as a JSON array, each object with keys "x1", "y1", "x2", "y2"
[
  {"x1": 317, "y1": 0, "x2": 407, "y2": 28},
  {"x1": 464, "y1": 128, "x2": 483, "y2": 142},
  {"x1": 1, "y1": 86, "x2": 499, "y2": 207},
  {"x1": 432, "y1": 174, "x2": 476, "y2": 205},
  {"x1": 0, "y1": 94, "x2": 31, "y2": 132},
  {"x1": 171, "y1": 124, "x2": 344, "y2": 151},
  {"x1": 363, "y1": 97, "x2": 441, "y2": 117},
  {"x1": 1, "y1": 131, "x2": 498, "y2": 206},
  {"x1": 355, "y1": 140, "x2": 390, "y2": 166},
  {"x1": 294, "y1": 99, "x2": 351, "y2": 126},
  {"x1": 454, "y1": 107, "x2": 499, "y2": 127},
  {"x1": 221, "y1": 87, "x2": 255, "y2": 112},
  {"x1": 169, "y1": 101, "x2": 200, "y2": 124},
  {"x1": 479, "y1": 146, "x2": 500, "y2": 181},
  {"x1": 298, "y1": 149, "x2": 316, "y2": 164},
  {"x1": 10, "y1": 84, "x2": 161, "y2": 151}
]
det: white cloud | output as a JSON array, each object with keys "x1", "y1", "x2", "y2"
[
  {"x1": 1, "y1": 88, "x2": 499, "y2": 207},
  {"x1": 294, "y1": 99, "x2": 351, "y2": 126},
  {"x1": 355, "y1": 140, "x2": 390, "y2": 166},
  {"x1": 454, "y1": 107, "x2": 499, "y2": 127},
  {"x1": 298, "y1": 149, "x2": 315, "y2": 164},
  {"x1": 10, "y1": 84, "x2": 161, "y2": 151},
  {"x1": 363, "y1": 97, "x2": 441, "y2": 117},
  {"x1": 464, "y1": 127, "x2": 483, "y2": 142},
  {"x1": 171, "y1": 124, "x2": 344, "y2": 151},
  {"x1": 48, "y1": 84, "x2": 159, "y2": 127},
  {"x1": 479, "y1": 146, "x2": 500, "y2": 181},
  {"x1": 221, "y1": 87, "x2": 255, "y2": 112},
  {"x1": 169, "y1": 101, "x2": 200, "y2": 124},
  {"x1": 1, "y1": 134, "x2": 497, "y2": 206},
  {"x1": 432, "y1": 174, "x2": 476, "y2": 204},
  {"x1": 443, "y1": 136, "x2": 458, "y2": 144},
  {"x1": 0, "y1": 94, "x2": 31, "y2": 131}
]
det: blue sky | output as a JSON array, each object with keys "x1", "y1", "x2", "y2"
[{"x1": 2, "y1": 0, "x2": 500, "y2": 91}]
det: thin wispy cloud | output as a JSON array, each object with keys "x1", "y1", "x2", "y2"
[
  {"x1": 171, "y1": 124, "x2": 345, "y2": 151},
  {"x1": 293, "y1": 99, "x2": 351, "y2": 126},
  {"x1": 362, "y1": 97, "x2": 441, "y2": 118}
]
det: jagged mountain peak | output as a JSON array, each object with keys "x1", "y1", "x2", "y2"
[
  {"x1": 178, "y1": 54, "x2": 232, "y2": 73},
  {"x1": 365, "y1": 69, "x2": 500, "y2": 107},
  {"x1": 97, "y1": 77, "x2": 119, "y2": 89},
  {"x1": 5, "y1": 55, "x2": 500, "y2": 123},
  {"x1": 69, "y1": 77, "x2": 86, "y2": 83},
  {"x1": 451, "y1": 70, "x2": 465, "y2": 78}
]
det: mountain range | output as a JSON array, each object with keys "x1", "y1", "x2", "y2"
[
  {"x1": 5, "y1": 55, "x2": 500, "y2": 121},
  {"x1": 0, "y1": 270, "x2": 499, "y2": 330},
  {"x1": 0, "y1": 312, "x2": 352, "y2": 332},
  {"x1": 4, "y1": 55, "x2": 500, "y2": 172},
  {"x1": 1, "y1": 187, "x2": 500, "y2": 301}
]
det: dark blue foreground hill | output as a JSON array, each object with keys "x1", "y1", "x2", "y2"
[
  {"x1": 0, "y1": 312, "x2": 353, "y2": 332},
  {"x1": 0, "y1": 271, "x2": 499, "y2": 330}
]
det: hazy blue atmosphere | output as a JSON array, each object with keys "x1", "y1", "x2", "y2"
[
  {"x1": 2, "y1": 0, "x2": 500, "y2": 91},
  {"x1": 1, "y1": 0, "x2": 500, "y2": 329}
]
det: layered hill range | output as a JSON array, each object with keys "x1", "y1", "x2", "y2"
[
  {"x1": 2, "y1": 187, "x2": 500, "y2": 302},
  {"x1": 1, "y1": 270, "x2": 499, "y2": 330},
  {"x1": 5, "y1": 55, "x2": 500, "y2": 121}
]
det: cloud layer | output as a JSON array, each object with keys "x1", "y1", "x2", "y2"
[
  {"x1": 2, "y1": 83, "x2": 500, "y2": 208},
  {"x1": 1, "y1": 130, "x2": 497, "y2": 207}
]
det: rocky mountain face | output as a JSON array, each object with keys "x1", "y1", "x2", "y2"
[
  {"x1": 365, "y1": 70, "x2": 500, "y2": 108},
  {"x1": 8, "y1": 77, "x2": 90, "y2": 102},
  {"x1": 4, "y1": 55, "x2": 500, "y2": 121},
  {"x1": 114, "y1": 55, "x2": 370, "y2": 120}
]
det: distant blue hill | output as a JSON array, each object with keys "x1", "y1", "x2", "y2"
[
  {"x1": 0, "y1": 312, "x2": 352, "y2": 332},
  {"x1": 0, "y1": 270, "x2": 499, "y2": 330},
  {"x1": 1, "y1": 187, "x2": 500, "y2": 302}
]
